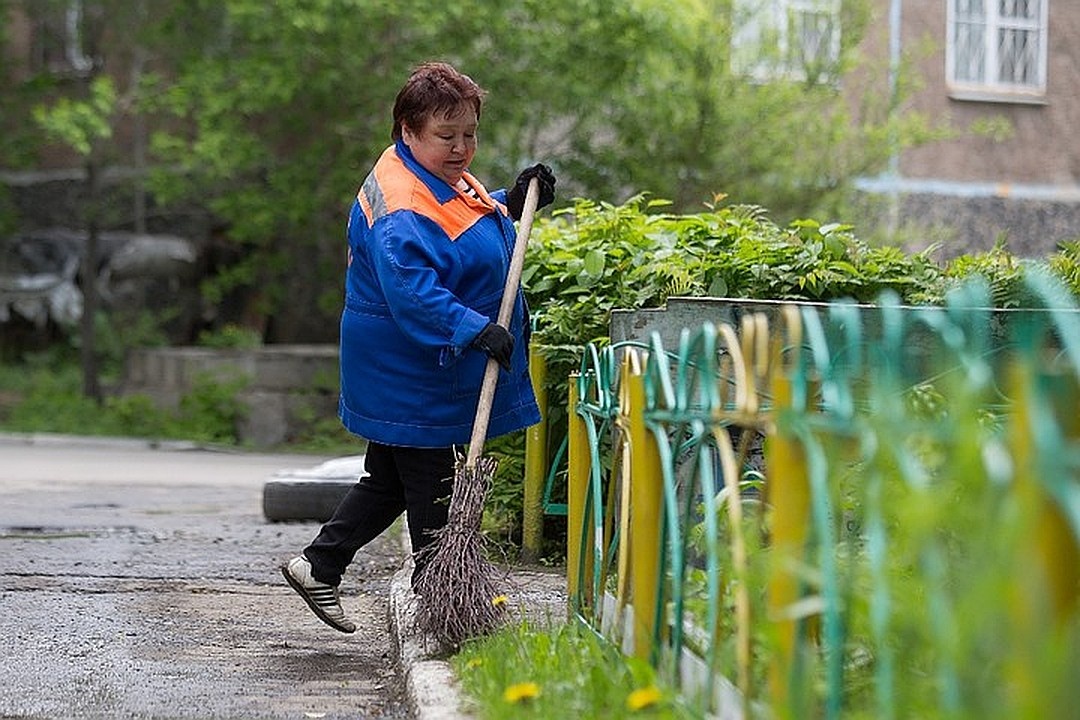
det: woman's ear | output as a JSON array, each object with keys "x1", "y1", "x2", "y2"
[{"x1": 401, "y1": 123, "x2": 418, "y2": 146}]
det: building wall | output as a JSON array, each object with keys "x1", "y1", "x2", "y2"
[
  {"x1": 854, "y1": 0, "x2": 1080, "y2": 256},
  {"x1": 900, "y1": 0, "x2": 1080, "y2": 186},
  {"x1": 896, "y1": 194, "x2": 1078, "y2": 258}
]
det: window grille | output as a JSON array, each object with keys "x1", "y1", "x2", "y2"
[
  {"x1": 947, "y1": 0, "x2": 1047, "y2": 96},
  {"x1": 732, "y1": 0, "x2": 841, "y2": 84}
]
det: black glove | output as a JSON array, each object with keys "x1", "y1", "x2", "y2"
[
  {"x1": 471, "y1": 322, "x2": 514, "y2": 371},
  {"x1": 506, "y1": 163, "x2": 556, "y2": 221}
]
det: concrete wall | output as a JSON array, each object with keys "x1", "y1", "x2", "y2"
[
  {"x1": 122, "y1": 345, "x2": 340, "y2": 448},
  {"x1": 896, "y1": 193, "x2": 1080, "y2": 258},
  {"x1": 609, "y1": 295, "x2": 1077, "y2": 367}
]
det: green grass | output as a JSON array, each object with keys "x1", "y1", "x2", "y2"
[{"x1": 452, "y1": 620, "x2": 703, "y2": 720}]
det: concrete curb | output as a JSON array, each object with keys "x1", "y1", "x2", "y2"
[
  {"x1": 0, "y1": 431, "x2": 202, "y2": 451},
  {"x1": 388, "y1": 557, "x2": 471, "y2": 720},
  {"x1": 387, "y1": 532, "x2": 568, "y2": 720}
]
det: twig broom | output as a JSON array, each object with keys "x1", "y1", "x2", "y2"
[{"x1": 413, "y1": 178, "x2": 541, "y2": 648}]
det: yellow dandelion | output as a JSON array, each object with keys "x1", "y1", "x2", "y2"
[
  {"x1": 491, "y1": 594, "x2": 509, "y2": 608},
  {"x1": 465, "y1": 658, "x2": 484, "y2": 670},
  {"x1": 503, "y1": 682, "x2": 541, "y2": 704},
  {"x1": 626, "y1": 685, "x2": 663, "y2": 712}
]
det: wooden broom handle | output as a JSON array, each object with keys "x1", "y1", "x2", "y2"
[{"x1": 465, "y1": 177, "x2": 541, "y2": 467}]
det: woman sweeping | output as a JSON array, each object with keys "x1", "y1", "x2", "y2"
[{"x1": 282, "y1": 61, "x2": 556, "y2": 633}]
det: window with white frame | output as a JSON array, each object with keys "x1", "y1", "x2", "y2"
[
  {"x1": 947, "y1": 0, "x2": 1048, "y2": 97},
  {"x1": 732, "y1": 0, "x2": 842, "y2": 84}
]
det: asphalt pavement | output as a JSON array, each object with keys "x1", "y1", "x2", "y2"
[
  {"x1": 0, "y1": 432, "x2": 568, "y2": 720},
  {"x1": 0, "y1": 433, "x2": 408, "y2": 719}
]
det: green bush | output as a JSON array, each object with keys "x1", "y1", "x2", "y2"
[
  {"x1": 498, "y1": 196, "x2": 1080, "y2": 559},
  {"x1": 525, "y1": 195, "x2": 1080, "y2": 360},
  {"x1": 1048, "y1": 238, "x2": 1080, "y2": 298},
  {"x1": 196, "y1": 323, "x2": 264, "y2": 349},
  {"x1": 167, "y1": 371, "x2": 248, "y2": 444},
  {"x1": 525, "y1": 196, "x2": 945, "y2": 362},
  {"x1": 2, "y1": 363, "x2": 102, "y2": 434},
  {"x1": 0, "y1": 362, "x2": 247, "y2": 446}
]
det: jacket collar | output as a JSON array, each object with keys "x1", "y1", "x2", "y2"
[{"x1": 395, "y1": 139, "x2": 459, "y2": 204}]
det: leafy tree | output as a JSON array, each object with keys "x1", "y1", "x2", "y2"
[
  {"x1": 26, "y1": 0, "x2": 157, "y2": 398},
  {"x1": 144, "y1": 0, "x2": 907, "y2": 343},
  {"x1": 34, "y1": 76, "x2": 115, "y2": 400},
  {"x1": 141, "y1": 0, "x2": 662, "y2": 341},
  {"x1": 144, "y1": 1, "x2": 414, "y2": 340},
  {"x1": 562, "y1": 0, "x2": 887, "y2": 219},
  {"x1": 0, "y1": 0, "x2": 38, "y2": 236},
  {"x1": 9, "y1": 0, "x2": 924, "y2": 347}
]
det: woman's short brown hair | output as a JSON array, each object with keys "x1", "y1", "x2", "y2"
[{"x1": 391, "y1": 62, "x2": 487, "y2": 141}]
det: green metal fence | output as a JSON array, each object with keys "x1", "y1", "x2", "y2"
[{"x1": 561, "y1": 274, "x2": 1080, "y2": 718}]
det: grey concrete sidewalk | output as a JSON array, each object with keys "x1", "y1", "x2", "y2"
[{"x1": 0, "y1": 433, "x2": 406, "y2": 718}]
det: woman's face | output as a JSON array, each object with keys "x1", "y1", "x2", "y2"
[{"x1": 402, "y1": 104, "x2": 478, "y2": 186}]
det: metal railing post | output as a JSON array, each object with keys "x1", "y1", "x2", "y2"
[
  {"x1": 765, "y1": 307, "x2": 813, "y2": 718},
  {"x1": 567, "y1": 373, "x2": 594, "y2": 612},
  {"x1": 522, "y1": 344, "x2": 548, "y2": 563},
  {"x1": 625, "y1": 350, "x2": 663, "y2": 662}
]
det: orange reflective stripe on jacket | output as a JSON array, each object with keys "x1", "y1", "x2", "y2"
[{"x1": 356, "y1": 145, "x2": 503, "y2": 241}]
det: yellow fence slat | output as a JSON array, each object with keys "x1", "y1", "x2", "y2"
[
  {"x1": 567, "y1": 373, "x2": 593, "y2": 611},
  {"x1": 522, "y1": 344, "x2": 548, "y2": 563}
]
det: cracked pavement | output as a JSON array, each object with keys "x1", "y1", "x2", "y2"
[{"x1": 0, "y1": 436, "x2": 409, "y2": 719}]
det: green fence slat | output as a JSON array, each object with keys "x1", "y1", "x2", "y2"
[{"x1": 559, "y1": 274, "x2": 1080, "y2": 718}]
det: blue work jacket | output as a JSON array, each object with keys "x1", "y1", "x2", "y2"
[{"x1": 338, "y1": 140, "x2": 540, "y2": 447}]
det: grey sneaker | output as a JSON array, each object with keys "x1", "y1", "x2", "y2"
[{"x1": 281, "y1": 555, "x2": 356, "y2": 634}]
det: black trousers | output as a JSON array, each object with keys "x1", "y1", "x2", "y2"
[{"x1": 303, "y1": 442, "x2": 455, "y2": 588}]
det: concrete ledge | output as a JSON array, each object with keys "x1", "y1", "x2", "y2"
[
  {"x1": 408, "y1": 661, "x2": 467, "y2": 720},
  {"x1": 121, "y1": 344, "x2": 339, "y2": 447},
  {"x1": 389, "y1": 562, "x2": 471, "y2": 720}
]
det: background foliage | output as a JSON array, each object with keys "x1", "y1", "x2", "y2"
[
  {"x1": 474, "y1": 195, "x2": 1080, "y2": 548},
  {"x1": 5, "y1": 0, "x2": 1080, "y2": 549},
  {"x1": 1, "y1": 0, "x2": 915, "y2": 343}
]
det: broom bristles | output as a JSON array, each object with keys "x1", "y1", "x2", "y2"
[{"x1": 412, "y1": 455, "x2": 507, "y2": 648}]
